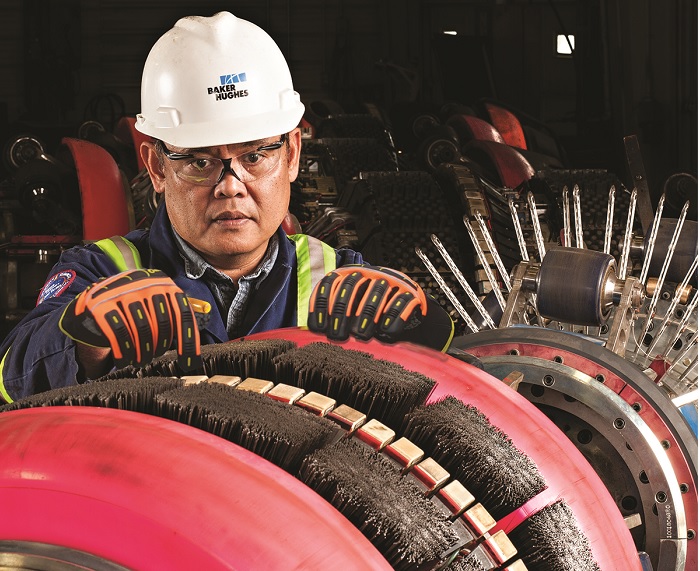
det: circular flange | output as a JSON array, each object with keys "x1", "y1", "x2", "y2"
[
  {"x1": 454, "y1": 326, "x2": 698, "y2": 571},
  {"x1": 479, "y1": 353, "x2": 686, "y2": 571}
]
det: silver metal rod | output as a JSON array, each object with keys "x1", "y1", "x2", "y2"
[
  {"x1": 430, "y1": 234, "x2": 496, "y2": 329},
  {"x1": 662, "y1": 330, "x2": 698, "y2": 379},
  {"x1": 508, "y1": 199, "x2": 529, "y2": 261},
  {"x1": 661, "y1": 291, "x2": 698, "y2": 358},
  {"x1": 618, "y1": 188, "x2": 638, "y2": 278},
  {"x1": 639, "y1": 194, "x2": 666, "y2": 284},
  {"x1": 527, "y1": 191, "x2": 547, "y2": 262},
  {"x1": 645, "y1": 254, "x2": 698, "y2": 356},
  {"x1": 474, "y1": 212, "x2": 512, "y2": 292},
  {"x1": 604, "y1": 185, "x2": 616, "y2": 255},
  {"x1": 415, "y1": 246, "x2": 480, "y2": 333},
  {"x1": 668, "y1": 331, "x2": 698, "y2": 371},
  {"x1": 463, "y1": 215, "x2": 507, "y2": 310},
  {"x1": 675, "y1": 356, "x2": 698, "y2": 385},
  {"x1": 573, "y1": 184, "x2": 584, "y2": 249},
  {"x1": 635, "y1": 202, "x2": 690, "y2": 357},
  {"x1": 562, "y1": 186, "x2": 571, "y2": 248}
]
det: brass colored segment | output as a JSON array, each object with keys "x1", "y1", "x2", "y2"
[
  {"x1": 267, "y1": 383, "x2": 305, "y2": 404},
  {"x1": 503, "y1": 371, "x2": 524, "y2": 389},
  {"x1": 236, "y1": 377, "x2": 274, "y2": 394},
  {"x1": 297, "y1": 391, "x2": 336, "y2": 416},
  {"x1": 355, "y1": 418, "x2": 395, "y2": 450},
  {"x1": 462, "y1": 503, "x2": 496, "y2": 536},
  {"x1": 182, "y1": 375, "x2": 208, "y2": 385},
  {"x1": 482, "y1": 530, "x2": 518, "y2": 564},
  {"x1": 383, "y1": 437, "x2": 424, "y2": 469},
  {"x1": 327, "y1": 404, "x2": 367, "y2": 431},
  {"x1": 624, "y1": 513, "x2": 642, "y2": 529},
  {"x1": 502, "y1": 558, "x2": 528, "y2": 571},
  {"x1": 207, "y1": 375, "x2": 242, "y2": 386},
  {"x1": 436, "y1": 480, "x2": 475, "y2": 516},
  {"x1": 412, "y1": 457, "x2": 450, "y2": 491}
]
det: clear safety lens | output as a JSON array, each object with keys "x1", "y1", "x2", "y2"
[{"x1": 161, "y1": 136, "x2": 286, "y2": 185}]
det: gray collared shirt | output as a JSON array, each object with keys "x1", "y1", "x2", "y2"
[{"x1": 172, "y1": 230, "x2": 279, "y2": 338}]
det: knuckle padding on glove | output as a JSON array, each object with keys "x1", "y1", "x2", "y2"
[
  {"x1": 309, "y1": 266, "x2": 429, "y2": 342},
  {"x1": 61, "y1": 269, "x2": 201, "y2": 371}
]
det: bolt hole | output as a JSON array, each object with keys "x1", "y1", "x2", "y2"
[
  {"x1": 642, "y1": 333, "x2": 653, "y2": 346},
  {"x1": 632, "y1": 402, "x2": 642, "y2": 412},
  {"x1": 595, "y1": 374, "x2": 606, "y2": 383},
  {"x1": 577, "y1": 429, "x2": 593, "y2": 445},
  {"x1": 688, "y1": 530, "x2": 696, "y2": 540},
  {"x1": 680, "y1": 483, "x2": 689, "y2": 494},
  {"x1": 509, "y1": 349, "x2": 520, "y2": 356},
  {"x1": 661, "y1": 439, "x2": 670, "y2": 450},
  {"x1": 614, "y1": 418, "x2": 626, "y2": 429},
  {"x1": 543, "y1": 375, "x2": 555, "y2": 386},
  {"x1": 530, "y1": 385, "x2": 545, "y2": 398},
  {"x1": 656, "y1": 491, "x2": 668, "y2": 503},
  {"x1": 621, "y1": 496, "x2": 638, "y2": 511},
  {"x1": 639, "y1": 471, "x2": 649, "y2": 484},
  {"x1": 553, "y1": 355, "x2": 563, "y2": 363}
]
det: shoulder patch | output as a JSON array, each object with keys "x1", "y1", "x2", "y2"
[{"x1": 37, "y1": 270, "x2": 76, "y2": 305}]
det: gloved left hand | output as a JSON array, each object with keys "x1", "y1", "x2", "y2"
[
  {"x1": 308, "y1": 265, "x2": 428, "y2": 343},
  {"x1": 59, "y1": 268, "x2": 202, "y2": 371}
]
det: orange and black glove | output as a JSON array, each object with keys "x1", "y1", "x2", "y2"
[
  {"x1": 308, "y1": 265, "x2": 428, "y2": 343},
  {"x1": 59, "y1": 269, "x2": 202, "y2": 371}
]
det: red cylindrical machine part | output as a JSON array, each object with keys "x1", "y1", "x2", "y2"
[
  {"x1": 463, "y1": 139, "x2": 535, "y2": 189},
  {"x1": 0, "y1": 406, "x2": 391, "y2": 571},
  {"x1": 247, "y1": 328, "x2": 641, "y2": 571},
  {"x1": 63, "y1": 137, "x2": 131, "y2": 241},
  {"x1": 114, "y1": 116, "x2": 150, "y2": 172}
]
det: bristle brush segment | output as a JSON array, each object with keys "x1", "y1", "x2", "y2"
[
  {"x1": 273, "y1": 342, "x2": 435, "y2": 429},
  {"x1": 298, "y1": 437, "x2": 463, "y2": 571},
  {"x1": 0, "y1": 377, "x2": 183, "y2": 414},
  {"x1": 154, "y1": 382, "x2": 342, "y2": 473},
  {"x1": 401, "y1": 396, "x2": 546, "y2": 520},
  {"x1": 102, "y1": 339, "x2": 297, "y2": 379},
  {"x1": 508, "y1": 500, "x2": 600, "y2": 571}
]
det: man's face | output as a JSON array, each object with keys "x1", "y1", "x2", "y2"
[{"x1": 141, "y1": 129, "x2": 301, "y2": 273}]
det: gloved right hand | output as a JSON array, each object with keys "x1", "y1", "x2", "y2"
[
  {"x1": 308, "y1": 265, "x2": 428, "y2": 343},
  {"x1": 59, "y1": 268, "x2": 201, "y2": 371}
]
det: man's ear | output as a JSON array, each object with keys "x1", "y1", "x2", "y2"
[
  {"x1": 140, "y1": 141, "x2": 167, "y2": 194},
  {"x1": 286, "y1": 128, "x2": 302, "y2": 182}
]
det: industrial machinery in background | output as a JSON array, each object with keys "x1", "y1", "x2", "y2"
[{"x1": 0, "y1": 93, "x2": 696, "y2": 571}]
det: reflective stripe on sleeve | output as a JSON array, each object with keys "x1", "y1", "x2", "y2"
[
  {"x1": 0, "y1": 348, "x2": 14, "y2": 403},
  {"x1": 94, "y1": 236, "x2": 143, "y2": 272}
]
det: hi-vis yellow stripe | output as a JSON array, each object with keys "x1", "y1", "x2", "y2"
[
  {"x1": 0, "y1": 348, "x2": 13, "y2": 403},
  {"x1": 94, "y1": 236, "x2": 143, "y2": 272},
  {"x1": 288, "y1": 234, "x2": 337, "y2": 327}
]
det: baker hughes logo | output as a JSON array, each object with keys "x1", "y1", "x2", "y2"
[{"x1": 207, "y1": 72, "x2": 249, "y2": 100}]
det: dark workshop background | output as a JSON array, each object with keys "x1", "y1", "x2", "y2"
[{"x1": 0, "y1": 0, "x2": 696, "y2": 194}]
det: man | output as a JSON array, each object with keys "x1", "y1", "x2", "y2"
[{"x1": 0, "y1": 12, "x2": 452, "y2": 402}]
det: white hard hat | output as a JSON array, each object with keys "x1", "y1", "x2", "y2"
[{"x1": 135, "y1": 12, "x2": 305, "y2": 147}]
